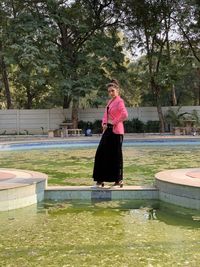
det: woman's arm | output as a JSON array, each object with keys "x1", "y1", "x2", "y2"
[
  {"x1": 102, "y1": 107, "x2": 108, "y2": 126},
  {"x1": 112, "y1": 100, "x2": 128, "y2": 125}
]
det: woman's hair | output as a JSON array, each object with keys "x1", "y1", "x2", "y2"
[{"x1": 106, "y1": 79, "x2": 120, "y2": 89}]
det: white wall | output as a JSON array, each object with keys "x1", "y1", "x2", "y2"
[
  {"x1": 0, "y1": 106, "x2": 200, "y2": 134},
  {"x1": 0, "y1": 109, "x2": 71, "y2": 135}
]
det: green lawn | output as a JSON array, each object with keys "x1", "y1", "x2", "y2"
[{"x1": 1, "y1": 145, "x2": 200, "y2": 186}]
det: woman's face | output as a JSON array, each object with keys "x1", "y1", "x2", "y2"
[{"x1": 107, "y1": 86, "x2": 119, "y2": 98}]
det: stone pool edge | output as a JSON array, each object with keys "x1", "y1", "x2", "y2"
[
  {"x1": 44, "y1": 186, "x2": 159, "y2": 202},
  {"x1": 1, "y1": 168, "x2": 200, "y2": 211}
]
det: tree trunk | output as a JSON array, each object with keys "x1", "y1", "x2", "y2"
[
  {"x1": 156, "y1": 104, "x2": 165, "y2": 133},
  {"x1": 151, "y1": 78, "x2": 165, "y2": 133},
  {"x1": 63, "y1": 95, "x2": 71, "y2": 108},
  {"x1": 171, "y1": 85, "x2": 177, "y2": 106},
  {"x1": 197, "y1": 68, "x2": 200, "y2": 105},
  {"x1": 0, "y1": 55, "x2": 12, "y2": 109},
  {"x1": 198, "y1": 84, "x2": 200, "y2": 106},
  {"x1": 71, "y1": 98, "x2": 79, "y2": 128},
  {"x1": 165, "y1": 15, "x2": 177, "y2": 107},
  {"x1": 26, "y1": 87, "x2": 32, "y2": 109}
]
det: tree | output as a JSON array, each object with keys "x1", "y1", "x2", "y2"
[
  {"x1": 34, "y1": 0, "x2": 123, "y2": 126},
  {"x1": 123, "y1": 0, "x2": 179, "y2": 132},
  {"x1": 0, "y1": 1, "x2": 13, "y2": 108},
  {"x1": 173, "y1": 0, "x2": 200, "y2": 63}
]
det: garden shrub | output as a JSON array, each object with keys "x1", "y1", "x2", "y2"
[
  {"x1": 124, "y1": 118, "x2": 145, "y2": 133},
  {"x1": 78, "y1": 119, "x2": 160, "y2": 134},
  {"x1": 145, "y1": 120, "x2": 160, "y2": 133}
]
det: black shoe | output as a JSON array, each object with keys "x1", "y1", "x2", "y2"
[
  {"x1": 112, "y1": 181, "x2": 123, "y2": 188},
  {"x1": 94, "y1": 182, "x2": 104, "y2": 188}
]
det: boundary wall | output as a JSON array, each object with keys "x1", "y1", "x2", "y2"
[{"x1": 0, "y1": 106, "x2": 200, "y2": 134}]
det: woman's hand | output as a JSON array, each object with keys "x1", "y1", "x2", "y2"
[
  {"x1": 102, "y1": 124, "x2": 107, "y2": 133},
  {"x1": 107, "y1": 119, "x2": 113, "y2": 124}
]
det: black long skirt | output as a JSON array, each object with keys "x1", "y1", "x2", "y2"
[{"x1": 92, "y1": 126, "x2": 123, "y2": 183}]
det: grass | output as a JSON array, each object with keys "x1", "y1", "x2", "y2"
[{"x1": 0, "y1": 145, "x2": 200, "y2": 186}]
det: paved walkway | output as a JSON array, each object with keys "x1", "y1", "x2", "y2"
[{"x1": 1, "y1": 133, "x2": 200, "y2": 145}]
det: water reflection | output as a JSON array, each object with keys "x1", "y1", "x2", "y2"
[
  {"x1": 156, "y1": 202, "x2": 200, "y2": 229},
  {"x1": 0, "y1": 200, "x2": 199, "y2": 267},
  {"x1": 43, "y1": 199, "x2": 200, "y2": 228}
]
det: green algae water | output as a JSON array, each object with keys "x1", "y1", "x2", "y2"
[{"x1": 0, "y1": 200, "x2": 199, "y2": 267}]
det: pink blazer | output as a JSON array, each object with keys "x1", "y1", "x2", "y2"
[{"x1": 102, "y1": 96, "x2": 128, "y2": 134}]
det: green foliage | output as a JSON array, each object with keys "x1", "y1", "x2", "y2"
[
  {"x1": 164, "y1": 107, "x2": 200, "y2": 130},
  {"x1": 78, "y1": 118, "x2": 159, "y2": 133},
  {"x1": 124, "y1": 118, "x2": 145, "y2": 133},
  {"x1": 190, "y1": 110, "x2": 200, "y2": 126},
  {"x1": 78, "y1": 120, "x2": 88, "y2": 131},
  {"x1": 92, "y1": 120, "x2": 102, "y2": 134},
  {"x1": 0, "y1": 0, "x2": 126, "y2": 110},
  {"x1": 124, "y1": 118, "x2": 160, "y2": 133},
  {"x1": 1, "y1": 0, "x2": 200, "y2": 112},
  {"x1": 164, "y1": 107, "x2": 189, "y2": 127},
  {"x1": 145, "y1": 121, "x2": 160, "y2": 133}
]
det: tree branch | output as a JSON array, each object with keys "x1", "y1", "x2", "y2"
[{"x1": 171, "y1": 16, "x2": 200, "y2": 62}]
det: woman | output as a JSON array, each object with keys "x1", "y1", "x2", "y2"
[{"x1": 92, "y1": 79, "x2": 128, "y2": 188}]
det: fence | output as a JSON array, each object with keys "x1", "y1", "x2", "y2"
[{"x1": 0, "y1": 106, "x2": 200, "y2": 134}]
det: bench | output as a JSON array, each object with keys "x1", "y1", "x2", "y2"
[
  {"x1": 48, "y1": 128, "x2": 82, "y2": 138},
  {"x1": 66, "y1": 128, "x2": 82, "y2": 136},
  {"x1": 48, "y1": 129, "x2": 61, "y2": 138},
  {"x1": 173, "y1": 127, "x2": 186, "y2": 135}
]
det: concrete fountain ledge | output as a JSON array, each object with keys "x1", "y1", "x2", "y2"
[
  {"x1": 0, "y1": 168, "x2": 47, "y2": 211},
  {"x1": 1, "y1": 168, "x2": 200, "y2": 211},
  {"x1": 45, "y1": 185, "x2": 158, "y2": 202},
  {"x1": 155, "y1": 168, "x2": 200, "y2": 210}
]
